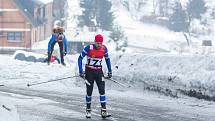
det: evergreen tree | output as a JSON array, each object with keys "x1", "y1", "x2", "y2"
[
  {"x1": 95, "y1": 0, "x2": 114, "y2": 31},
  {"x1": 158, "y1": 0, "x2": 169, "y2": 17},
  {"x1": 210, "y1": 8, "x2": 215, "y2": 19},
  {"x1": 109, "y1": 25, "x2": 128, "y2": 52},
  {"x1": 79, "y1": 0, "x2": 114, "y2": 31},
  {"x1": 187, "y1": 0, "x2": 206, "y2": 19},
  {"x1": 168, "y1": 2, "x2": 188, "y2": 32},
  {"x1": 78, "y1": 0, "x2": 95, "y2": 27}
]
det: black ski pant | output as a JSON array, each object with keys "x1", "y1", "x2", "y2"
[
  {"x1": 85, "y1": 67, "x2": 106, "y2": 109},
  {"x1": 48, "y1": 41, "x2": 64, "y2": 63}
]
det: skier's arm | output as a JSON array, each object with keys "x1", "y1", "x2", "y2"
[
  {"x1": 78, "y1": 45, "x2": 90, "y2": 73},
  {"x1": 48, "y1": 35, "x2": 55, "y2": 53},
  {"x1": 104, "y1": 47, "x2": 112, "y2": 73}
]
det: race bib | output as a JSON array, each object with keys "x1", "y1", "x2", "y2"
[
  {"x1": 87, "y1": 57, "x2": 102, "y2": 67},
  {"x1": 57, "y1": 34, "x2": 64, "y2": 42}
]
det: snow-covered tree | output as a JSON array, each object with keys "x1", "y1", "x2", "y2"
[
  {"x1": 168, "y1": 2, "x2": 188, "y2": 32},
  {"x1": 53, "y1": 0, "x2": 68, "y2": 26},
  {"x1": 78, "y1": 0, "x2": 95, "y2": 28},
  {"x1": 187, "y1": 0, "x2": 207, "y2": 19},
  {"x1": 78, "y1": 0, "x2": 114, "y2": 31},
  {"x1": 95, "y1": 0, "x2": 114, "y2": 31},
  {"x1": 109, "y1": 25, "x2": 128, "y2": 52}
]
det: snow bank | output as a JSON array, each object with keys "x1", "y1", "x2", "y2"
[
  {"x1": 2, "y1": 50, "x2": 215, "y2": 101},
  {"x1": 110, "y1": 53, "x2": 215, "y2": 99}
]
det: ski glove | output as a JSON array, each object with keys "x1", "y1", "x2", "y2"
[
  {"x1": 61, "y1": 51, "x2": 67, "y2": 56},
  {"x1": 79, "y1": 72, "x2": 85, "y2": 79},
  {"x1": 64, "y1": 51, "x2": 67, "y2": 56},
  {"x1": 107, "y1": 72, "x2": 112, "y2": 79}
]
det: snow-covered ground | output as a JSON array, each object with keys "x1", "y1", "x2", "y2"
[
  {"x1": 111, "y1": 53, "x2": 215, "y2": 98},
  {"x1": 65, "y1": 0, "x2": 211, "y2": 55},
  {"x1": 32, "y1": 0, "x2": 215, "y2": 55},
  {"x1": 0, "y1": 99, "x2": 20, "y2": 121},
  {"x1": 111, "y1": 0, "x2": 186, "y2": 52},
  {"x1": 1, "y1": 52, "x2": 215, "y2": 120},
  {"x1": 2, "y1": 0, "x2": 215, "y2": 120}
]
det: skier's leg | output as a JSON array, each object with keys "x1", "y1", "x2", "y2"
[
  {"x1": 95, "y1": 71, "x2": 111, "y2": 118},
  {"x1": 58, "y1": 41, "x2": 65, "y2": 65},
  {"x1": 47, "y1": 41, "x2": 56, "y2": 64},
  {"x1": 85, "y1": 69, "x2": 95, "y2": 118},
  {"x1": 95, "y1": 71, "x2": 106, "y2": 108}
]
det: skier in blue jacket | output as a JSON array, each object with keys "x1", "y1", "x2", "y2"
[
  {"x1": 78, "y1": 34, "x2": 112, "y2": 119},
  {"x1": 47, "y1": 27, "x2": 68, "y2": 65}
]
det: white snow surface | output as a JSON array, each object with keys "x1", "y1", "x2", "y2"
[
  {"x1": 3, "y1": 0, "x2": 215, "y2": 120},
  {"x1": 1, "y1": 49, "x2": 215, "y2": 120},
  {"x1": 38, "y1": 0, "x2": 53, "y2": 4},
  {"x1": 111, "y1": 53, "x2": 215, "y2": 96},
  {"x1": 0, "y1": 99, "x2": 20, "y2": 121},
  {"x1": 64, "y1": 0, "x2": 202, "y2": 54}
]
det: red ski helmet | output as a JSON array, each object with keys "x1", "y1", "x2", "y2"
[{"x1": 94, "y1": 34, "x2": 103, "y2": 43}]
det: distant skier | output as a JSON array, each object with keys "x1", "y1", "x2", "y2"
[
  {"x1": 47, "y1": 21, "x2": 68, "y2": 66},
  {"x1": 78, "y1": 34, "x2": 112, "y2": 119}
]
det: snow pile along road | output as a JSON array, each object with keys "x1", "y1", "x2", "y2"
[{"x1": 111, "y1": 53, "x2": 215, "y2": 100}]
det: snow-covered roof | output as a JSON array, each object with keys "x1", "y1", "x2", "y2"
[{"x1": 37, "y1": 0, "x2": 53, "y2": 4}]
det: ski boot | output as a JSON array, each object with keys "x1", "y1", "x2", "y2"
[
  {"x1": 86, "y1": 108, "x2": 91, "y2": 118},
  {"x1": 47, "y1": 61, "x2": 50, "y2": 65},
  {"x1": 101, "y1": 108, "x2": 111, "y2": 119},
  {"x1": 61, "y1": 61, "x2": 66, "y2": 66}
]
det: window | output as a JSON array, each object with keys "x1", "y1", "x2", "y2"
[
  {"x1": 7, "y1": 32, "x2": 14, "y2": 40},
  {"x1": 0, "y1": 11, "x2": 3, "y2": 16},
  {"x1": 0, "y1": 32, "x2": 3, "y2": 38},
  {"x1": 15, "y1": 32, "x2": 22, "y2": 40},
  {"x1": 7, "y1": 32, "x2": 22, "y2": 41}
]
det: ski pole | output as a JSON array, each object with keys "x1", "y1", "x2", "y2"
[
  {"x1": 27, "y1": 75, "x2": 79, "y2": 87},
  {"x1": 78, "y1": 76, "x2": 91, "y2": 86},
  {"x1": 103, "y1": 77, "x2": 131, "y2": 88},
  {"x1": 85, "y1": 79, "x2": 91, "y2": 86}
]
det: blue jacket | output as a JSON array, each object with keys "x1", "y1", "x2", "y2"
[
  {"x1": 47, "y1": 34, "x2": 68, "y2": 53},
  {"x1": 78, "y1": 44, "x2": 112, "y2": 73}
]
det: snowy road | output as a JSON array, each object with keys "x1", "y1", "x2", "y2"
[
  {"x1": 0, "y1": 86, "x2": 214, "y2": 121},
  {"x1": 0, "y1": 55, "x2": 215, "y2": 121}
]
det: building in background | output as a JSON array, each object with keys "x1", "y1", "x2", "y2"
[{"x1": 0, "y1": 0, "x2": 53, "y2": 53}]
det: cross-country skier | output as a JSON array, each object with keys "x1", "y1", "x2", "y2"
[
  {"x1": 78, "y1": 34, "x2": 112, "y2": 119},
  {"x1": 47, "y1": 21, "x2": 68, "y2": 66}
]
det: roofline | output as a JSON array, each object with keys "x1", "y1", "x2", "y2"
[
  {"x1": 12, "y1": 0, "x2": 36, "y2": 27},
  {"x1": 12, "y1": 0, "x2": 47, "y2": 27}
]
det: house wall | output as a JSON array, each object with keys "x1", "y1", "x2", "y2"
[
  {"x1": 0, "y1": 0, "x2": 31, "y2": 48},
  {"x1": 0, "y1": 0, "x2": 53, "y2": 49}
]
